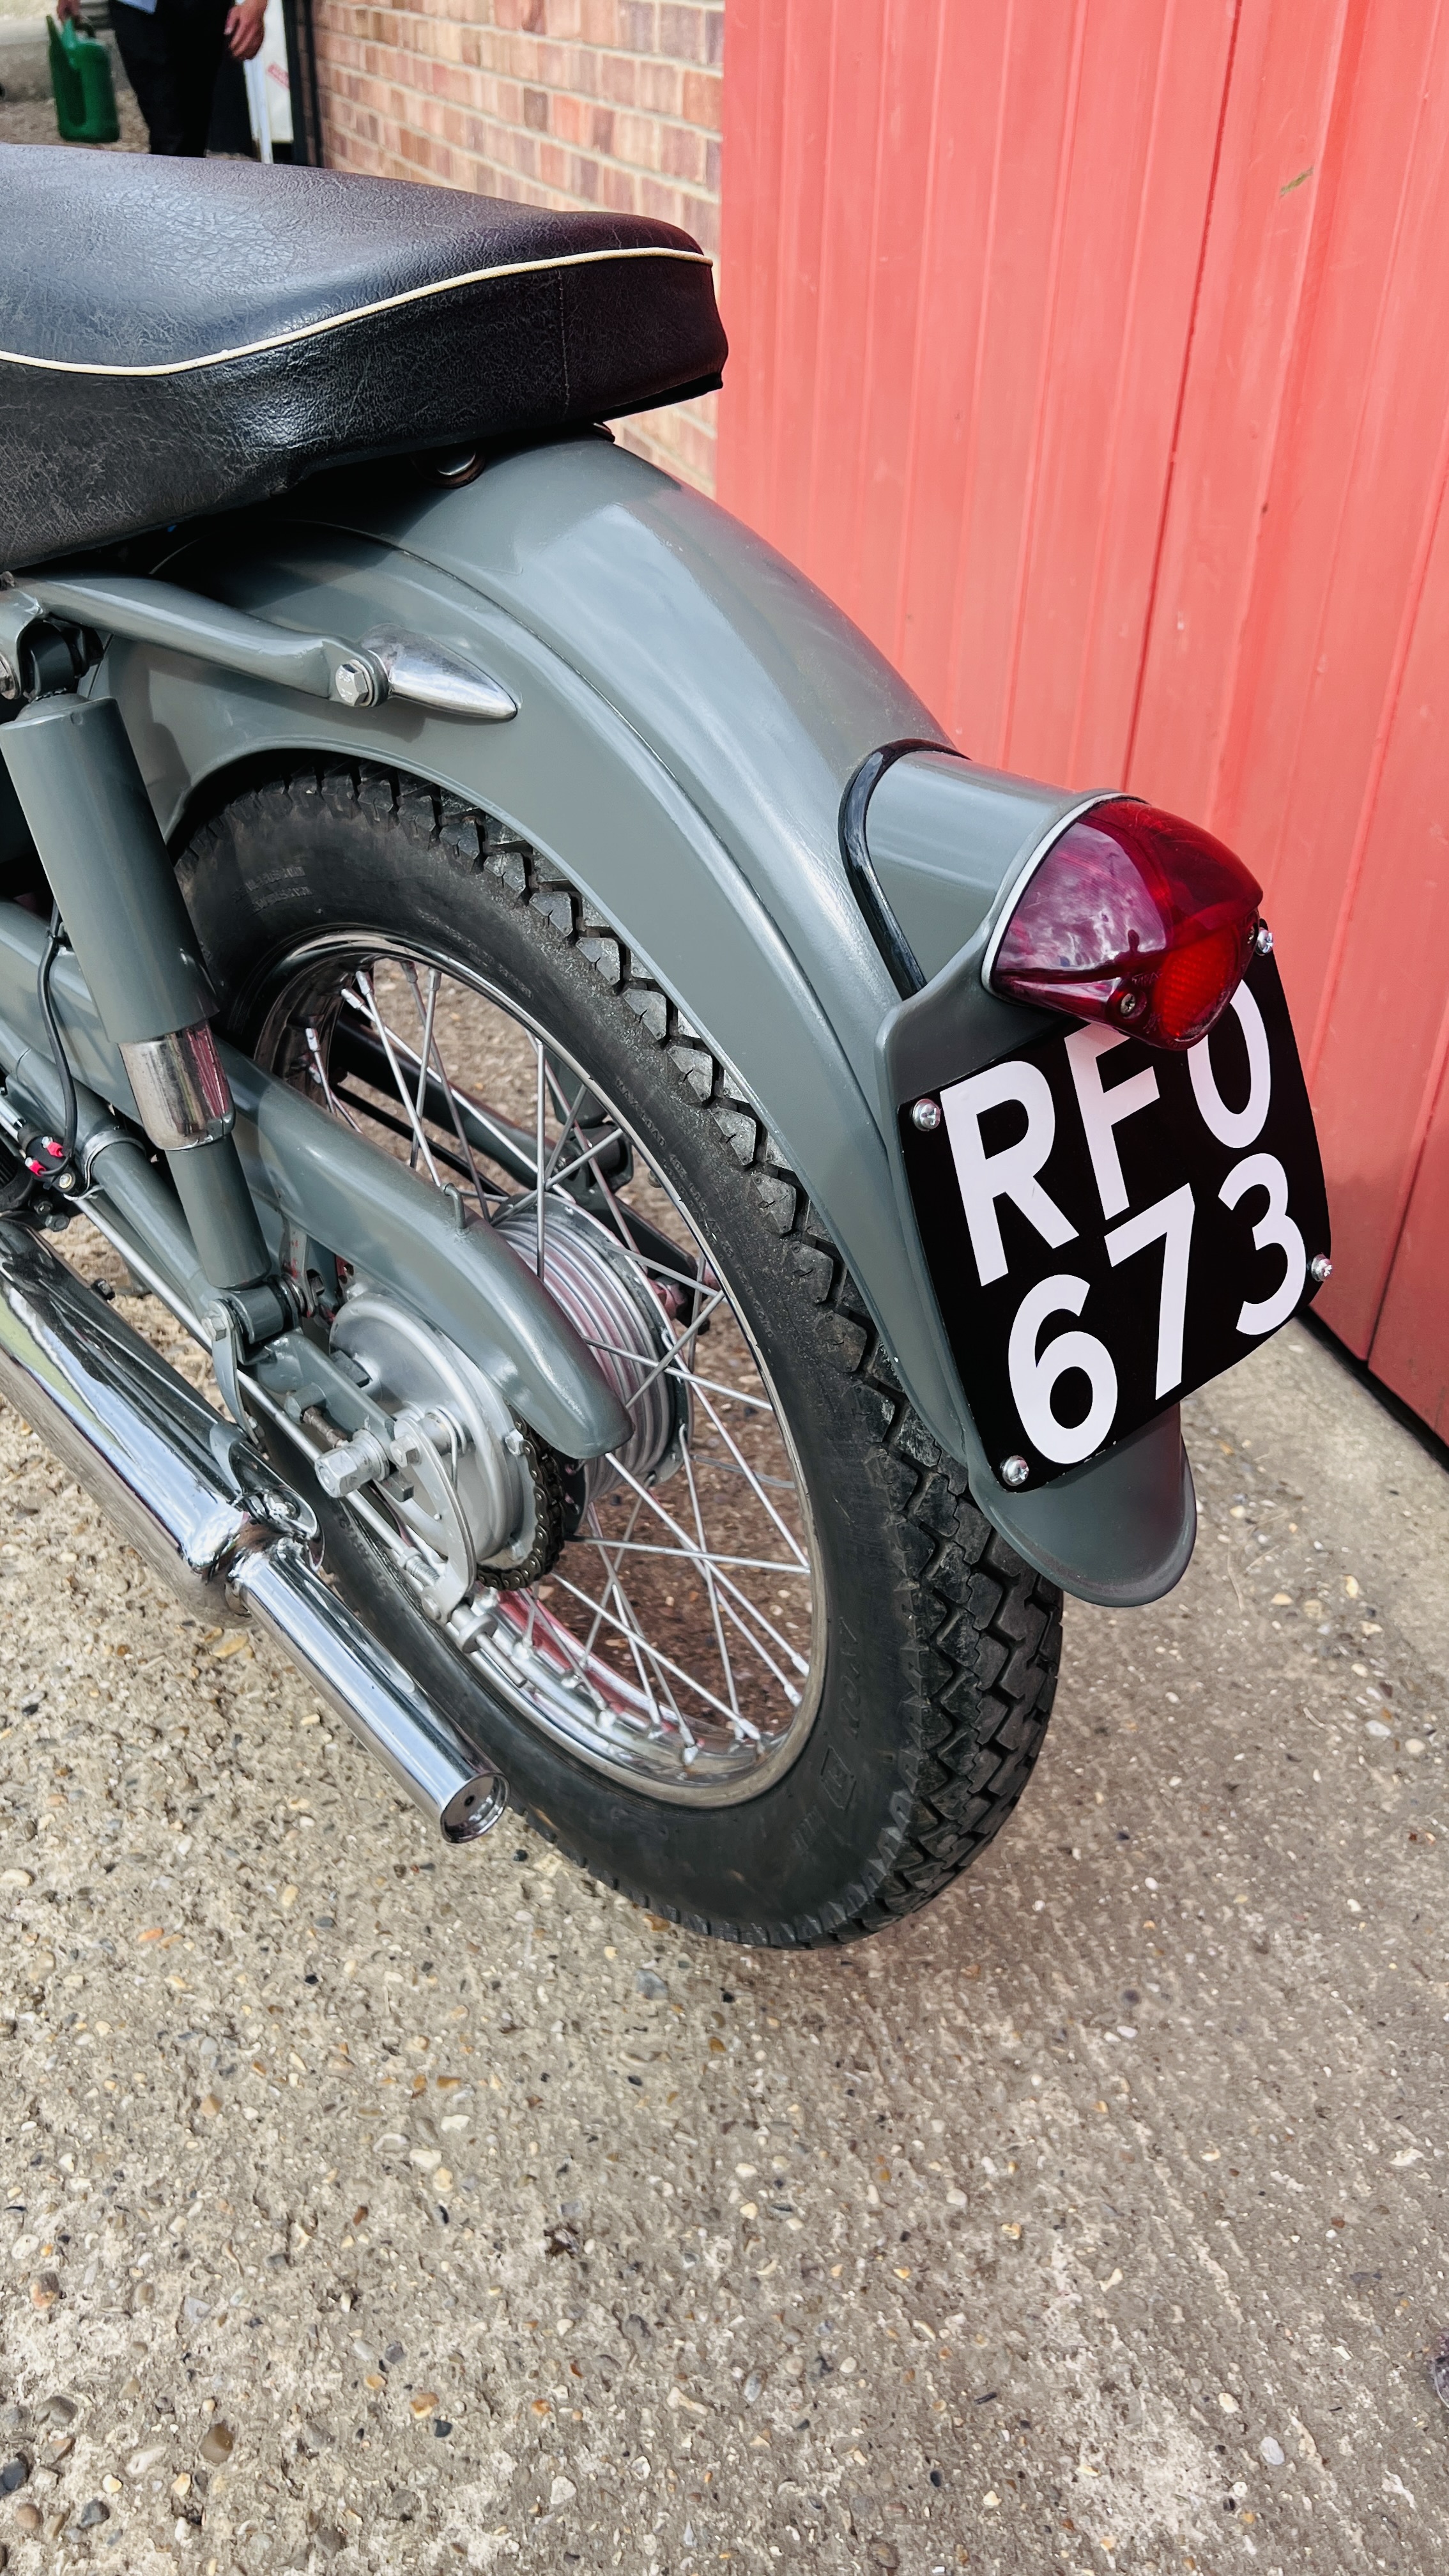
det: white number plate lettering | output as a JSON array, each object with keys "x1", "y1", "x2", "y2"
[{"x1": 901, "y1": 954, "x2": 1330, "y2": 1487}]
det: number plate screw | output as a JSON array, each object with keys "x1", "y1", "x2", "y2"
[
  {"x1": 999, "y1": 1455, "x2": 1031, "y2": 1489},
  {"x1": 1309, "y1": 1254, "x2": 1332, "y2": 1284},
  {"x1": 1254, "y1": 922, "x2": 1275, "y2": 955},
  {"x1": 911, "y1": 1097, "x2": 942, "y2": 1132}
]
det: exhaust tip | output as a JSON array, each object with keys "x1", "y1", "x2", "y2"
[{"x1": 441, "y1": 1771, "x2": 508, "y2": 1843}]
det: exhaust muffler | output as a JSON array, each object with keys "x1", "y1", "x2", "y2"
[{"x1": 0, "y1": 1220, "x2": 505, "y2": 1843}]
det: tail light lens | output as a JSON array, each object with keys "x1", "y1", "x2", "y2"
[{"x1": 989, "y1": 799, "x2": 1262, "y2": 1050}]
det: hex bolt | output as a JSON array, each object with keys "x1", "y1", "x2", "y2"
[
  {"x1": 1255, "y1": 922, "x2": 1275, "y2": 956},
  {"x1": 1309, "y1": 1254, "x2": 1333, "y2": 1284},
  {"x1": 315, "y1": 1426, "x2": 392, "y2": 1501},
  {"x1": 911, "y1": 1098, "x2": 943, "y2": 1133},
  {"x1": 333, "y1": 658, "x2": 377, "y2": 710},
  {"x1": 999, "y1": 1454, "x2": 1031, "y2": 1489}
]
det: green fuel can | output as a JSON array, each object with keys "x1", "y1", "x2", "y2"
[{"x1": 47, "y1": 16, "x2": 120, "y2": 145}]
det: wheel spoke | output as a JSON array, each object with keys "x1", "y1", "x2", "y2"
[
  {"x1": 345, "y1": 972, "x2": 444, "y2": 1186},
  {"x1": 347, "y1": 1020, "x2": 532, "y2": 1192},
  {"x1": 581, "y1": 1503, "x2": 691, "y2": 1739},
  {"x1": 406, "y1": 965, "x2": 442, "y2": 1173},
  {"x1": 546, "y1": 1568, "x2": 760, "y2": 1738},
  {"x1": 399, "y1": 963, "x2": 498, "y2": 1218},
  {"x1": 605, "y1": 1288, "x2": 728, "y2": 1420},
  {"x1": 602, "y1": 1453, "x2": 811, "y2": 1679},
  {"x1": 678, "y1": 1430, "x2": 740, "y2": 1728},
  {"x1": 686, "y1": 1374, "x2": 811, "y2": 1568},
  {"x1": 270, "y1": 943, "x2": 820, "y2": 1798},
  {"x1": 581, "y1": 1491, "x2": 645, "y2": 1657},
  {"x1": 581, "y1": 1346, "x2": 777, "y2": 1419},
  {"x1": 574, "y1": 1535, "x2": 805, "y2": 1575},
  {"x1": 508, "y1": 1126, "x2": 627, "y2": 1218},
  {"x1": 305, "y1": 1024, "x2": 360, "y2": 1129}
]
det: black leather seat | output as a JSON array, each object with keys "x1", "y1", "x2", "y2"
[{"x1": 0, "y1": 149, "x2": 726, "y2": 571}]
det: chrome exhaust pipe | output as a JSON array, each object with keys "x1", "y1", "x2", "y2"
[{"x1": 0, "y1": 1220, "x2": 505, "y2": 1844}]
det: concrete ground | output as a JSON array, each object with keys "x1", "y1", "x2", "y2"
[{"x1": 0, "y1": 1230, "x2": 1441, "y2": 2576}]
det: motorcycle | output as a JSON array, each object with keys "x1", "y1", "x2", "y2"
[{"x1": 0, "y1": 150, "x2": 1329, "y2": 1945}]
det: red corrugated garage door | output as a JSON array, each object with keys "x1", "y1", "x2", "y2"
[{"x1": 718, "y1": 0, "x2": 1449, "y2": 1439}]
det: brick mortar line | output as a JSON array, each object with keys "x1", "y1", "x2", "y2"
[
  {"x1": 325, "y1": 128, "x2": 721, "y2": 176},
  {"x1": 325, "y1": 163, "x2": 718, "y2": 227},
  {"x1": 320, "y1": 123, "x2": 718, "y2": 213},
  {"x1": 320, "y1": 60, "x2": 720, "y2": 93},
  {"x1": 322, "y1": 68, "x2": 722, "y2": 114},
  {"x1": 323, "y1": 112, "x2": 716, "y2": 178},
  {"x1": 318, "y1": 30, "x2": 722, "y2": 76},
  {"x1": 318, "y1": 66, "x2": 721, "y2": 125},
  {"x1": 322, "y1": 104, "x2": 721, "y2": 186},
  {"x1": 322, "y1": 83, "x2": 721, "y2": 141}
]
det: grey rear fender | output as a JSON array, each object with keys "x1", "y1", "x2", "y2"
[{"x1": 95, "y1": 436, "x2": 1193, "y2": 1604}]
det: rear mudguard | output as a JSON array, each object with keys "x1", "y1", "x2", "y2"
[{"x1": 97, "y1": 434, "x2": 1193, "y2": 1605}]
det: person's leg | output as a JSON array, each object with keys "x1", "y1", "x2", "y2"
[
  {"x1": 167, "y1": 0, "x2": 231, "y2": 157},
  {"x1": 112, "y1": 0, "x2": 229, "y2": 157},
  {"x1": 109, "y1": 0, "x2": 188, "y2": 157}
]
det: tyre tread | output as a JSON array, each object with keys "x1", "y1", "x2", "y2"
[{"x1": 193, "y1": 760, "x2": 1062, "y2": 1949}]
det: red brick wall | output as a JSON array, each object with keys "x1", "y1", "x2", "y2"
[{"x1": 314, "y1": 1, "x2": 723, "y2": 492}]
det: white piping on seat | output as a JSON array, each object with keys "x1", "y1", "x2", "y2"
[{"x1": 0, "y1": 243, "x2": 713, "y2": 379}]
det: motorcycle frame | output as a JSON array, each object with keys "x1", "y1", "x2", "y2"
[{"x1": 0, "y1": 433, "x2": 1194, "y2": 1606}]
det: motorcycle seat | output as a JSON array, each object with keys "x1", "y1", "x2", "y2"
[{"x1": 0, "y1": 148, "x2": 726, "y2": 572}]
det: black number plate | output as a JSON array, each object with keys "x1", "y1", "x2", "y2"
[{"x1": 900, "y1": 953, "x2": 1331, "y2": 1489}]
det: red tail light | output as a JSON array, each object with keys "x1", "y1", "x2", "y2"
[{"x1": 989, "y1": 799, "x2": 1262, "y2": 1050}]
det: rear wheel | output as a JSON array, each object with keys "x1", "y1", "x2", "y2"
[{"x1": 178, "y1": 762, "x2": 1062, "y2": 1945}]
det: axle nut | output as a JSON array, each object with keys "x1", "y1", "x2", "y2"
[{"x1": 315, "y1": 1426, "x2": 392, "y2": 1500}]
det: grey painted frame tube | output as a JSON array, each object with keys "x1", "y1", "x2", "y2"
[
  {"x1": 0, "y1": 692, "x2": 273, "y2": 1289},
  {"x1": 0, "y1": 694, "x2": 215, "y2": 1042}
]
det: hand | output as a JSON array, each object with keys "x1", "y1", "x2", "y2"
[
  {"x1": 53, "y1": 0, "x2": 82, "y2": 19},
  {"x1": 224, "y1": 0, "x2": 266, "y2": 62}
]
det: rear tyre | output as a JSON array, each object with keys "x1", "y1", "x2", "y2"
[{"x1": 179, "y1": 762, "x2": 1062, "y2": 1945}]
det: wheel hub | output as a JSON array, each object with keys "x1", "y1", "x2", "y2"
[
  {"x1": 322, "y1": 1286, "x2": 540, "y2": 1611},
  {"x1": 493, "y1": 1197, "x2": 689, "y2": 1505},
  {"x1": 316, "y1": 1199, "x2": 686, "y2": 1621}
]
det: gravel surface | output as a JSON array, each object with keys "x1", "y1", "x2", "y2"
[{"x1": 0, "y1": 1259, "x2": 1441, "y2": 2574}]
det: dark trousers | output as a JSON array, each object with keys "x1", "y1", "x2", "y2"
[{"x1": 110, "y1": 0, "x2": 230, "y2": 158}]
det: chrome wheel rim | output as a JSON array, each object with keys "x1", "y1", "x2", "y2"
[{"x1": 252, "y1": 939, "x2": 827, "y2": 1808}]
